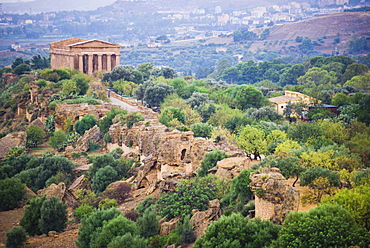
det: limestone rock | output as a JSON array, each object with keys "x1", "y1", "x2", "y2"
[
  {"x1": 73, "y1": 163, "x2": 93, "y2": 176},
  {"x1": 0, "y1": 132, "x2": 27, "y2": 159},
  {"x1": 30, "y1": 118, "x2": 46, "y2": 132},
  {"x1": 211, "y1": 157, "x2": 251, "y2": 180},
  {"x1": 37, "y1": 182, "x2": 66, "y2": 200},
  {"x1": 159, "y1": 179, "x2": 180, "y2": 193},
  {"x1": 54, "y1": 103, "x2": 111, "y2": 129},
  {"x1": 75, "y1": 125, "x2": 102, "y2": 151},
  {"x1": 68, "y1": 175, "x2": 91, "y2": 194},
  {"x1": 190, "y1": 199, "x2": 222, "y2": 239},
  {"x1": 160, "y1": 218, "x2": 180, "y2": 236},
  {"x1": 250, "y1": 168, "x2": 300, "y2": 224},
  {"x1": 37, "y1": 182, "x2": 79, "y2": 208}
]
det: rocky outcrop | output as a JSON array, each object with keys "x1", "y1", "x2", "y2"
[
  {"x1": 160, "y1": 217, "x2": 180, "y2": 236},
  {"x1": 190, "y1": 199, "x2": 222, "y2": 239},
  {"x1": 75, "y1": 125, "x2": 103, "y2": 152},
  {"x1": 210, "y1": 157, "x2": 251, "y2": 180},
  {"x1": 109, "y1": 120, "x2": 218, "y2": 192},
  {"x1": 54, "y1": 103, "x2": 112, "y2": 129},
  {"x1": 30, "y1": 118, "x2": 46, "y2": 132},
  {"x1": 37, "y1": 182, "x2": 79, "y2": 208},
  {"x1": 249, "y1": 168, "x2": 300, "y2": 224},
  {"x1": 0, "y1": 132, "x2": 27, "y2": 159}
]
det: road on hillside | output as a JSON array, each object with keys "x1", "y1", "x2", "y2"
[{"x1": 109, "y1": 95, "x2": 141, "y2": 112}]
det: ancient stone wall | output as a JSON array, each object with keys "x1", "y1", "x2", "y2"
[{"x1": 249, "y1": 167, "x2": 300, "y2": 224}]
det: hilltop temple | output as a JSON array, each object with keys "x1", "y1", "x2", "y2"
[{"x1": 50, "y1": 38, "x2": 121, "y2": 75}]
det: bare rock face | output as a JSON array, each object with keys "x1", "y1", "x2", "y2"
[
  {"x1": 38, "y1": 182, "x2": 79, "y2": 208},
  {"x1": 211, "y1": 157, "x2": 251, "y2": 180},
  {"x1": 75, "y1": 125, "x2": 103, "y2": 151},
  {"x1": 109, "y1": 120, "x2": 218, "y2": 192},
  {"x1": 54, "y1": 103, "x2": 112, "y2": 129},
  {"x1": 69, "y1": 175, "x2": 91, "y2": 193},
  {"x1": 0, "y1": 132, "x2": 27, "y2": 159},
  {"x1": 37, "y1": 182, "x2": 67, "y2": 200},
  {"x1": 30, "y1": 118, "x2": 46, "y2": 132},
  {"x1": 160, "y1": 218, "x2": 180, "y2": 236},
  {"x1": 109, "y1": 120, "x2": 215, "y2": 188},
  {"x1": 190, "y1": 199, "x2": 222, "y2": 239},
  {"x1": 249, "y1": 168, "x2": 300, "y2": 224}
]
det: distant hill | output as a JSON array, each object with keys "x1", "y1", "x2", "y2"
[
  {"x1": 4, "y1": 0, "x2": 308, "y2": 14},
  {"x1": 249, "y1": 12, "x2": 370, "y2": 55}
]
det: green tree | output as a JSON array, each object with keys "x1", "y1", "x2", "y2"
[
  {"x1": 137, "y1": 206, "x2": 159, "y2": 238},
  {"x1": 257, "y1": 156, "x2": 304, "y2": 187},
  {"x1": 158, "y1": 179, "x2": 217, "y2": 220},
  {"x1": 222, "y1": 170, "x2": 254, "y2": 214},
  {"x1": 48, "y1": 130, "x2": 67, "y2": 151},
  {"x1": 26, "y1": 125, "x2": 46, "y2": 147},
  {"x1": 194, "y1": 213, "x2": 280, "y2": 248},
  {"x1": 159, "y1": 107, "x2": 186, "y2": 127},
  {"x1": 191, "y1": 123, "x2": 214, "y2": 138},
  {"x1": 176, "y1": 214, "x2": 196, "y2": 245},
  {"x1": 76, "y1": 208, "x2": 122, "y2": 248},
  {"x1": 107, "y1": 233, "x2": 148, "y2": 248},
  {"x1": 323, "y1": 185, "x2": 370, "y2": 231},
  {"x1": 74, "y1": 115, "x2": 97, "y2": 135},
  {"x1": 90, "y1": 215, "x2": 138, "y2": 248},
  {"x1": 341, "y1": 63, "x2": 368, "y2": 85},
  {"x1": 237, "y1": 125, "x2": 267, "y2": 160},
  {"x1": 0, "y1": 178, "x2": 25, "y2": 211},
  {"x1": 223, "y1": 85, "x2": 265, "y2": 110},
  {"x1": 91, "y1": 166, "x2": 118, "y2": 193},
  {"x1": 20, "y1": 196, "x2": 47, "y2": 235},
  {"x1": 6, "y1": 226, "x2": 27, "y2": 248},
  {"x1": 14, "y1": 63, "x2": 31, "y2": 75},
  {"x1": 144, "y1": 83, "x2": 176, "y2": 107},
  {"x1": 72, "y1": 76, "x2": 90, "y2": 95},
  {"x1": 98, "y1": 107, "x2": 127, "y2": 134},
  {"x1": 274, "y1": 204, "x2": 370, "y2": 248},
  {"x1": 288, "y1": 122, "x2": 322, "y2": 144},
  {"x1": 61, "y1": 79, "x2": 80, "y2": 95},
  {"x1": 198, "y1": 149, "x2": 228, "y2": 177},
  {"x1": 39, "y1": 196, "x2": 68, "y2": 234}
]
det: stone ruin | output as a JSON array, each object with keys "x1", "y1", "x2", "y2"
[
  {"x1": 0, "y1": 132, "x2": 26, "y2": 159},
  {"x1": 249, "y1": 167, "x2": 300, "y2": 224},
  {"x1": 107, "y1": 119, "x2": 246, "y2": 194}
]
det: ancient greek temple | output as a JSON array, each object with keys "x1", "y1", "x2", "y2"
[{"x1": 50, "y1": 38, "x2": 121, "y2": 75}]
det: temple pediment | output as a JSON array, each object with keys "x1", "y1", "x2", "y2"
[{"x1": 69, "y1": 39, "x2": 121, "y2": 48}]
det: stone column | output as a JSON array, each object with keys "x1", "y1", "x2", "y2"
[
  {"x1": 115, "y1": 54, "x2": 120, "y2": 67},
  {"x1": 78, "y1": 55, "x2": 84, "y2": 73},
  {"x1": 98, "y1": 54, "x2": 103, "y2": 71},
  {"x1": 87, "y1": 54, "x2": 93, "y2": 75},
  {"x1": 107, "y1": 54, "x2": 112, "y2": 72}
]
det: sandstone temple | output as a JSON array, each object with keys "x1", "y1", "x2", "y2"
[{"x1": 50, "y1": 38, "x2": 121, "y2": 75}]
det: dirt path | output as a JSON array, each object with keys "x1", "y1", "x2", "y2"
[{"x1": 109, "y1": 95, "x2": 141, "y2": 112}]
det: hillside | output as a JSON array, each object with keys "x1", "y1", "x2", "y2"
[
  {"x1": 4, "y1": 0, "x2": 307, "y2": 14},
  {"x1": 250, "y1": 12, "x2": 370, "y2": 54}
]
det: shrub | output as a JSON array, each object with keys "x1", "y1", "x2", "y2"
[
  {"x1": 74, "y1": 115, "x2": 97, "y2": 135},
  {"x1": 102, "y1": 182, "x2": 131, "y2": 204},
  {"x1": 198, "y1": 149, "x2": 228, "y2": 177},
  {"x1": 39, "y1": 196, "x2": 68, "y2": 234},
  {"x1": 91, "y1": 166, "x2": 118, "y2": 193},
  {"x1": 6, "y1": 226, "x2": 27, "y2": 248},
  {"x1": 20, "y1": 195, "x2": 47, "y2": 235},
  {"x1": 176, "y1": 215, "x2": 196, "y2": 245},
  {"x1": 190, "y1": 123, "x2": 214, "y2": 138},
  {"x1": 76, "y1": 208, "x2": 122, "y2": 248},
  {"x1": 0, "y1": 178, "x2": 25, "y2": 211},
  {"x1": 98, "y1": 198, "x2": 118, "y2": 210},
  {"x1": 274, "y1": 204, "x2": 370, "y2": 247},
  {"x1": 73, "y1": 204, "x2": 94, "y2": 221},
  {"x1": 136, "y1": 196, "x2": 156, "y2": 215},
  {"x1": 137, "y1": 206, "x2": 159, "y2": 238},
  {"x1": 48, "y1": 130, "x2": 67, "y2": 151},
  {"x1": 194, "y1": 214, "x2": 280, "y2": 248},
  {"x1": 107, "y1": 233, "x2": 148, "y2": 248},
  {"x1": 158, "y1": 178, "x2": 217, "y2": 220},
  {"x1": 90, "y1": 215, "x2": 138, "y2": 248}
]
